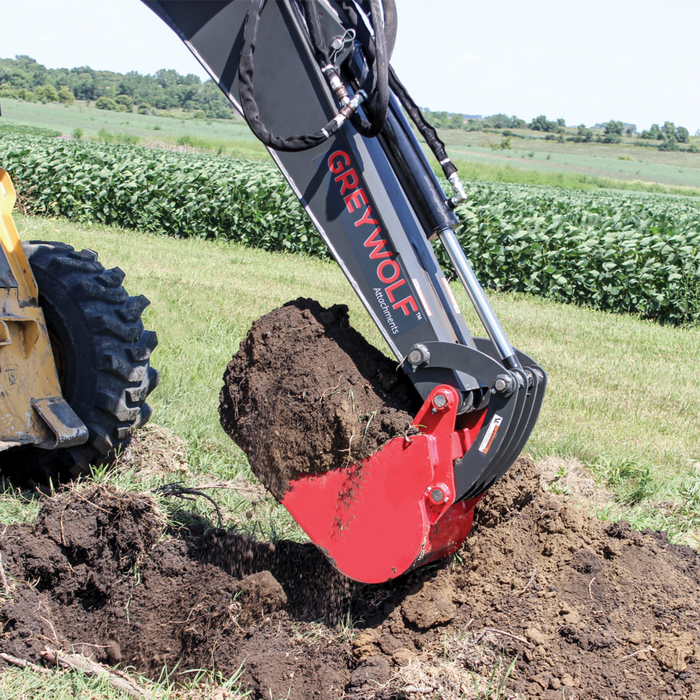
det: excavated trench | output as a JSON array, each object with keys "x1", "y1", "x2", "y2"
[{"x1": 0, "y1": 299, "x2": 698, "y2": 699}]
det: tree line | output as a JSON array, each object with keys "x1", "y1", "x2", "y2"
[
  {"x1": 1, "y1": 56, "x2": 695, "y2": 151},
  {"x1": 420, "y1": 108, "x2": 696, "y2": 153},
  {"x1": 0, "y1": 55, "x2": 234, "y2": 119}
]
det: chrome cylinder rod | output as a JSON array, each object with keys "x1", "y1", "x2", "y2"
[{"x1": 438, "y1": 227, "x2": 522, "y2": 371}]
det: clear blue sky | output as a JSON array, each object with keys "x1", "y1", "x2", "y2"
[{"x1": 3, "y1": 0, "x2": 699, "y2": 132}]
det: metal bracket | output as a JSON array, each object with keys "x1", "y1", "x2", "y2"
[{"x1": 32, "y1": 397, "x2": 89, "y2": 450}]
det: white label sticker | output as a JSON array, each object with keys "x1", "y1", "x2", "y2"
[
  {"x1": 411, "y1": 278, "x2": 433, "y2": 317},
  {"x1": 441, "y1": 277, "x2": 461, "y2": 315},
  {"x1": 479, "y1": 414, "x2": 503, "y2": 454}
]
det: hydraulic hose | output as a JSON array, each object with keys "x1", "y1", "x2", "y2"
[
  {"x1": 238, "y1": 0, "x2": 390, "y2": 152},
  {"x1": 389, "y1": 67, "x2": 457, "y2": 181},
  {"x1": 239, "y1": 0, "x2": 344, "y2": 151},
  {"x1": 380, "y1": 0, "x2": 397, "y2": 61}
]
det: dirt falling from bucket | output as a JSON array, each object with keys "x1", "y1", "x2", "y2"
[{"x1": 219, "y1": 298, "x2": 421, "y2": 499}]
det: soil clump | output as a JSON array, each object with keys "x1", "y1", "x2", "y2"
[
  {"x1": 0, "y1": 460, "x2": 699, "y2": 699},
  {"x1": 219, "y1": 298, "x2": 420, "y2": 499}
]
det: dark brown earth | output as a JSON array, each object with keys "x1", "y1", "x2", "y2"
[
  {"x1": 1, "y1": 459, "x2": 699, "y2": 699},
  {"x1": 219, "y1": 298, "x2": 421, "y2": 499}
]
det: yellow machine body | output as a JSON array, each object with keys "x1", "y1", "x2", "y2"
[{"x1": 0, "y1": 168, "x2": 87, "y2": 452}]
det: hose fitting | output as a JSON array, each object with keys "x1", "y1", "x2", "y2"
[
  {"x1": 447, "y1": 172, "x2": 467, "y2": 209},
  {"x1": 321, "y1": 64, "x2": 350, "y2": 106}
]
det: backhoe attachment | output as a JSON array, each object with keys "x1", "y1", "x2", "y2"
[{"x1": 145, "y1": 0, "x2": 546, "y2": 582}]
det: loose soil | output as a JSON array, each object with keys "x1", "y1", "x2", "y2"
[
  {"x1": 219, "y1": 298, "x2": 421, "y2": 499},
  {"x1": 1, "y1": 459, "x2": 699, "y2": 699}
]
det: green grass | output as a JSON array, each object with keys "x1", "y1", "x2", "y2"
[
  {"x1": 441, "y1": 157, "x2": 700, "y2": 197},
  {"x1": 430, "y1": 127, "x2": 700, "y2": 194},
  {"x1": 0, "y1": 662, "x2": 250, "y2": 699},
  {"x1": 0, "y1": 99, "x2": 269, "y2": 162},
  {"x1": 3, "y1": 212, "x2": 700, "y2": 697},
  {"x1": 13, "y1": 213, "x2": 700, "y2": 541}
]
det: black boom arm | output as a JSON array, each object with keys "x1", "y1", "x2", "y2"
[{"x1": 143, "y1": 0, "x2": 546, "y2": 509}]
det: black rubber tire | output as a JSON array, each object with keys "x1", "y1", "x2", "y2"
[{"x1": 0, "y1": 241, "x2": 159, "y2": 484}]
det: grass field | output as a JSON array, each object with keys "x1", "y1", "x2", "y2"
[
  {"x1": 436, "y1": 128, "x2": 700, "y2": 194},
  {"x1": 0, "y1": 98, "x2": 269, "y2": 161},
  {"x1": 4, "y1": 99, "x2": 700, "y2": 195},
  {"x1": 0, "y1": 211, "x2": 698, "y2": 698},
  {"x1": 11, "y1": 213, "x2": 700, "y2": 546}
]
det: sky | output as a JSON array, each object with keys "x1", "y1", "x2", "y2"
[{"x1": 3, "y1": 0, "x2": 699, "y2": 133}]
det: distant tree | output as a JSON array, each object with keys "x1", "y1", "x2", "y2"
[
  {"x1": 484, "y1": 113, "x2": 511, "y2": 129},
  {"x1": 597, "y1": 120, "x2": 622, "y2": 144},
  {"x1": 449, "y1": 113, "x2": 464, "y2": 129},
  {"x1": 625, "y1": 126, "x2": 633, "y2": 137},
  {"x1": 116, "y1": 71, "x2": 142, "y2": 97},
  {"x1": 659, "y1": 135, "x2": 679, "y2": 151},
  {"x1": 114, "y1": 94, "x2": 134, "y2": 112},
  {"x1": 57, "y1": 85, "x2": 74, "y2": 104},
  {"x1": 95, "y1": 96, "x2": 118, "y2": 111},
  {"x1": 676, "y1": 126, "x2": 689, "y2": 144},
  {"x1": 578, "y1": 124, "x2": 593, "y2": 142},
  {"x1": 436, "y1": 111, "x2": 451, "y2": 128},
  {"x1": 488, "y1": 113, "x2": 507, "y2": 128},
  {"x1": 566, "y1": 125, "x2": 593, "y2": 143},
  {"x1": 199, "y1": 81, "x2": 233, "y2": 119},
  {"x1": 482, "y1": 113, "x2": 527, "y2": 130},
  {"x1": 69, "y1": 68, "x2": 98, "y2": 101},
  {"x1": 154, "y1": 68, "x2": 181, "y2": 89},
  {"x1": 34, "y1": 84, "x2": 58, "y2": 102},
  {"x1": 0, "y1": 56, "x2": 248, "y2": 119},
  {"x1": 662, "y1": 121, "x2": 676, "y2": 138},
  {"x1": 640, "y1": 123, "x2": 662, "y2": 140},
  {"x1": 557, "y1": 118, "x2": 566, "y2": 127},
  {"x1": 604, "y1": 120, "x2": 624, "y2": 136},
  {"x1": 529, "y1": 114, "x2": 558, "y2": 132}
]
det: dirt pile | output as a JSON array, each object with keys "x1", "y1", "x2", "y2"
[
  {"x1": 0, "y1": 484, "x2": 352, "y2": 697},
  {"x1": 219, "y1": 298, "x2": 420, "y2": 498},
  {"x1": 0, "y1": 460, "x2": 699, "y2": 699}
]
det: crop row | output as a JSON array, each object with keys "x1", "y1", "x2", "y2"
[
  {"x1": 451, "y1": 183, "x2": 700, "y2": 324},
  {"x1": 1, "y1": 135, "x2": 699, "y2": 325}
]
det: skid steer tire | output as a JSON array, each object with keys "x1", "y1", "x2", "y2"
[{"x1": 0, "y1": 241, "x2": 159, "y2": 485}]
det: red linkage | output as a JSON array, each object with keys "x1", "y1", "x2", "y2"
[{"x1": 281, "y1": 385, "x2": 486, "y2": 583}]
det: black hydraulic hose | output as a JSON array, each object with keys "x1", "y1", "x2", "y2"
[
  {"x1": 339, "y1": 0, "x2": 391, "y2": 138},
  {"x1": 239, "y1": 0, "x2": 349, "y2": 152},
  {"x1": 360, "y1": 0, "x2": 390, "y2": 137},
  {"x1": 238, "y1": 0, "x2": 390, "y2": 152},
  {"x1": 342, "y1": 0, "x2": 458, "y2": 186},
  {"x1": 389, "y1": 67, "x2": 458, "y2": 181},
  {"x1": 302, "y1": 0, "x2": 330, "y2": 66},
  {"x1": 381, "y1": 0, "x2": 398, "y2": 60}
]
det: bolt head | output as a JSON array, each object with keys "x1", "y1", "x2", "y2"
[
  {"x1": 430, "y1": 488, "x2": 445, "y2": 503},
  {"x1": 407, "y1": 344, "x2": 430, "y2": 368},
  {"x1": 408, "y1": 349, "x2": 423, "y2": 365},
  {"x1": 494, "y1": 378, "x2": 507, "y2": 392},
  {"x1": 433, "y1": 393, "x2": 447, "y2": 408}
]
